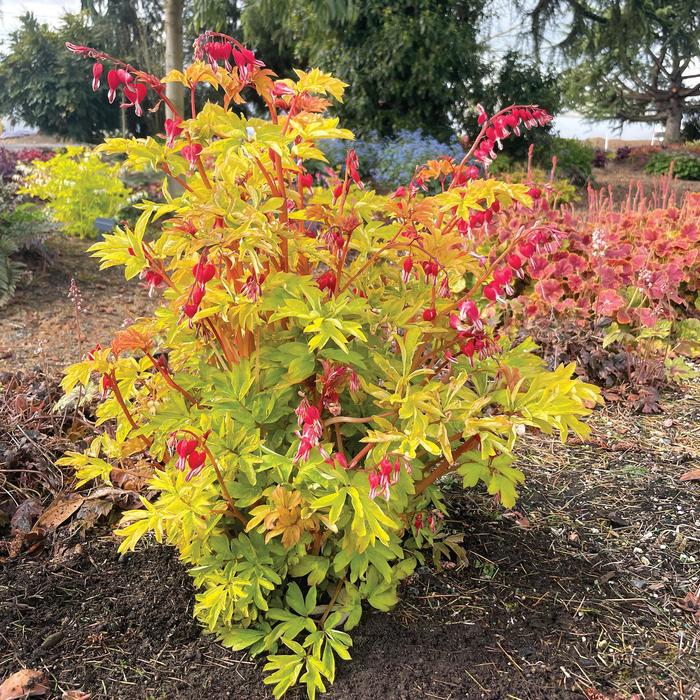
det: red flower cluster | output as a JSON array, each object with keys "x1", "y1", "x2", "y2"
[
  {"x1": 473, "y1": 106, "x2": 552, "y2": 165},
  {"x1": 183, "y1": 252, "x2": 216, "y2": 321},
  {"x1": 333, "y1": 149, "x2": 364, "y2": 200},
  {"x1": 294, "y1": 398, "x2": 324, "y2": 463},
  {"x1": 319, "y1": 360, "x2": 360, "y2": 416},
  {"x1": 174, "y1": 437, "x2": 207, "y2": 481},
  {"x1": 203, "y1": 40, "x2": 233, "y2": 68},
  {"x1": 316, "y1": 269, "x2": 337, "y2": 294},
  {"x1": 368, "y1": 456, "x2": 401, "y2": 501}
]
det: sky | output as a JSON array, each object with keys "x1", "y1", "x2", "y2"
[{"x1": 0, "y1": 0, "x2": 657, "y2": 141}]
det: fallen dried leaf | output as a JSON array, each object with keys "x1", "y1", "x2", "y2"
[
  {"x1": 10, "y1": 500, "x2": 43, "y2": 535},
  {"x1": 33, "y1": 494, "x2": 84, "y2": 532},
  {"x1": 62, "y1": 692, "x2": 90, "y2": 700},
  {"x1": 110, "y1": 465, "x2": 151, "y2": 492},
  {"x1": 503, "y1": 511, "x2": 530, "y2": 529},
  {"x1": 74, "y1": 499, "x2": 114, "y2": 529},
  {"x1": 678, "y1": 591, "x2": 700, "y2": 621},
  {"x1": 679, "y1": 469, "x2": 700, "y2": 482},
  {"x1": 0, "y1": 669, "x2": 49, "y2": 700}
]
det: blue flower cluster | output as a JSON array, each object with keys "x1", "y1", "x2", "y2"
[{"x1": 321, "y1": 130, "x2": 464, "y2": 191}]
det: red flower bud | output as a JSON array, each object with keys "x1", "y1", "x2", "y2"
[
  {"x1": 423, "y1": 307, "x2": 437, "y2": 321},
  {"x1": 528, "y1": 187, "x2": 542, "y2": 200},
  {"x1": 507, "y1": 253, "x2": 523, "y2": 269},
  {"x1": 92, "y1": 63, "x2": 103, "y2": 91}
]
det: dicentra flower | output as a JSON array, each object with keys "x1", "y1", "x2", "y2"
[
  {"x1": 401, "y1": 256, "x2": 413, "y2": 283},
  {"x1": 186, "y1": 449, "x2": 207, "y2": 481},
  {"x1": 175, "y1": 438, "x2": 198, "y2": 471},
  {"x1": 92, "y1": 63, "x2": 103, "y2": 91},
  {"x1": 181, "y1": 143, "x2": 203, "y2": 169},
  {"x1": 122, "y1": 82, "x2": 148, "y2": 117},
  {"x1": 368, "y1": 456, "x2": 401, "y2": 501},
  {"x1": 165, "y1": 117, "x2": 183, "y2": 148},
  {"x1": 232, "y1": 46, "x2": 263, "y2": 82}
]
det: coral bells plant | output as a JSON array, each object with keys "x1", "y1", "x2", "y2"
[
  {"x1": 500, "y1": 184, "x2": 700, "y2": 391},
  {"x1": 59, "y1": 34, "x2": 601, "y2": 698}
]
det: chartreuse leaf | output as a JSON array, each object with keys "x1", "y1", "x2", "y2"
[
  {"x1": 263, "y1": 652, "x2": 305, "y2": 699},
  {"x1": 217, "y1": 626, "x2": 267, "y2": 651}
]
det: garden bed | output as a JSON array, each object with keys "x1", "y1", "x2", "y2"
[
  {"x1": 1, "y1": 391, "x2": 698, "y2": 700},
  {"x1": 1, "y1": 238, "x2": 698, "y2": 699}
]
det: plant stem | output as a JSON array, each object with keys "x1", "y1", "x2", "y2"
[
  {"x1": 348, "y1": 442, "x2": 373, "y2": 469},
  {"x1": 319, "y1": 577, "x2": 345, "y2": 626},
  {"x1": 323, "y1": 413, "x2": 390, "y2": 428},
  {"x1": 414, "y1": 434, "x2": 480, "y2": 495},
  {"x1": 145, "y1": 352, "x2": 198, "y2": 405},
  {"x1": 109, "y1": 371, "x2": 151, "y2": 449},
  {"x1": 201, "y1": 444, "x2": 248, "y2": 526}
]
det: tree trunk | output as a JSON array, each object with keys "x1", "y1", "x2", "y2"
[
  {"x1": 665, "y1": 96, "x2": 683, "y2": 144},
  {"x1": 164, "y1": 0, "x2": 185, "y2": 119}
]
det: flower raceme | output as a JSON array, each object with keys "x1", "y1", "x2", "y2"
[{"x1": 60, "y1": 33, "x2": 601, "y2": 700}]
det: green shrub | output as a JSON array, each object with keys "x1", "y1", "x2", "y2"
[
  {"x1": 644, "y1": 152, "x2": 700, "y2": 180},
  {"x1": 19, "y1": 147, "x2": 131, "y2": 238},
  {"x1": 0, "y1": 184, "x2": 53, "y2": 305},
  {"x1": 550, "y1": 137, "x2": 594, "y2": 184}
]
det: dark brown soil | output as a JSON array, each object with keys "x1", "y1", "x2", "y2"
[
  {"x1": 2, "y1": 407, "x2": 699, "y2": 700},
  {"x1": 0, "y1": 524, "x2": 584, "y2": 700}
]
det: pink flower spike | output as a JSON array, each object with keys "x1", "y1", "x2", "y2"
[{"x1": 92, "y1": 63, "x2": 103, "y2": 91}]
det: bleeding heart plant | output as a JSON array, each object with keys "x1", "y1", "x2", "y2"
[{"x1": 59, "y1": 33, "x2": 601, "y2": 698}]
